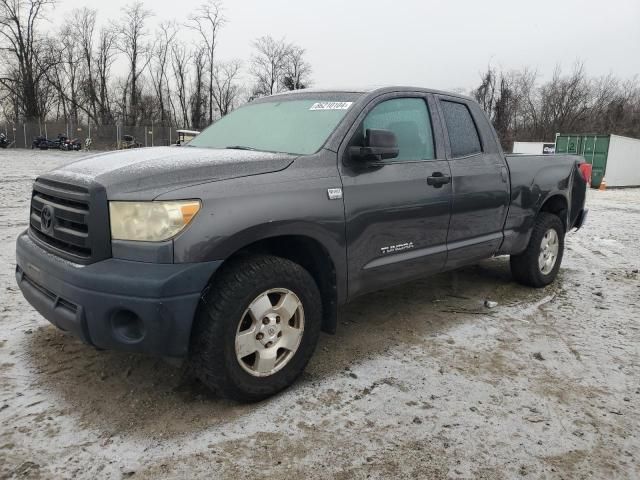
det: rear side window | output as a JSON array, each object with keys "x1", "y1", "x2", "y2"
[{"x1": 441, "y1": 101, "x2": 482, "y2": 158}]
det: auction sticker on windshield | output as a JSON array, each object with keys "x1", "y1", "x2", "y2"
[{"x1": 309, "y1": 102, "x2": 353, "y2": 110}]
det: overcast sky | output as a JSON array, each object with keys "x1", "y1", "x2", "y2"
[{"x1": 51, "y1": 0, "x2": 640, "y2": 91}]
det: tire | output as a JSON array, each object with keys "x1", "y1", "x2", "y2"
[
  {"x1": 189, "y1": 254, "x2": 322, "y2": 402},
  {"x1": 510, "y1": 212, "x2": 565, "y2": 288}
]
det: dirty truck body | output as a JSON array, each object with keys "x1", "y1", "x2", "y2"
[{"x1": 16, "y1": 87, "x2": 588, "y2": 400}]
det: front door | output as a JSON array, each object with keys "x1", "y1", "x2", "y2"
[{"x1": 340, "y1": 94, "x2": 452, "y2": 298}]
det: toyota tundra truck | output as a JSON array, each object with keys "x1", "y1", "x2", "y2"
[{"x1": 16, "y1": 87, "x2": 588, "y2": 401}]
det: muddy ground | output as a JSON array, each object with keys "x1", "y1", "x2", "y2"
[{"x1": 0, "y1": 150, "x2": 638, "y2": 479}]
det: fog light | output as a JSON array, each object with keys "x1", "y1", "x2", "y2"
[{"x1": 110, "y1": 310, "x2": 145, "y2": 343}]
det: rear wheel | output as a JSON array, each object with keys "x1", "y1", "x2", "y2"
[
  {"x1": 189, "y1": 254, "x2": 322, "y2": 402},
  {"x1": 510, "y1": 212, "x2": 565, "y2": 288}
]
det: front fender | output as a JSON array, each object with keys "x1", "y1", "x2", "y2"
[{"x1": 164, "y1": 152, "x2": 347, "y2": 300}]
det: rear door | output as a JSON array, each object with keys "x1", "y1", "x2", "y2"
[
  {"x1": 340, "y1": 93, "x2": 452, "y2": 298},
  {"x1": 436, "y1": 96, "x2": 510, "y2": 269}
]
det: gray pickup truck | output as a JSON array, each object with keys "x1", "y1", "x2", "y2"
[{"x1": 16, "y1": 87, "x2": 588, "y2": 401}]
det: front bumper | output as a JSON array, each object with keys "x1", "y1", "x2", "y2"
[{"x1": 15, "y1": 231, "x2": 222, "y2": 357}]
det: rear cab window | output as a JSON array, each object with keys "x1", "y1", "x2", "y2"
[{"x1": 440, "y1": 101, "x2": 483, "y2": 158}]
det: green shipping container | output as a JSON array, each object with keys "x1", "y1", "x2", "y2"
[{"x1": 555, "y1": 134, "x2": 610, "y2": 188}]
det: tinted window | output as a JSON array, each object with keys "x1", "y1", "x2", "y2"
[
  {"x1": 441, "y1": 101, "x2": 482, "y2": 157},
  {"x1": 360, "y1": 98, "x2": 435, "y2": 161}
]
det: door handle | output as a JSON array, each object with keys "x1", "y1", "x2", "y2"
[
  {"x1": 500, "y1": 166, "x2": 508, "y2": 183},
  {"x1": 427, "y1": 172, "x2": 451, "y2": 188}
]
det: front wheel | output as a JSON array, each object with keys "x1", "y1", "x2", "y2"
[
  {"x1": 189, "y1": 254, "x2": 322, "y2": 402},
  {"x1": 510, "y1": 212, "x2": 565, "y2": 288}
]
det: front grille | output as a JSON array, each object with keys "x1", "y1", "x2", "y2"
[
  {"x1": 28, "y1": 176, "x2": 111, "y2": 264},
  {"x1": 30, "y1": 185, "x2": 91, "y2": 257}
]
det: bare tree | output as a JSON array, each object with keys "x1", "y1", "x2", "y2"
[
  {"x1": 58, "y1": 25, "x2": 82, "y2": 123},
  {"x1": 474, "y1": 67, "x2": 497, "y2": 114},
  {"x1": 538, "y1": 63, "x2": 590, "y2": 137},
  {"x1": 584, "y1": 74, "x2": 620, "y2": 133},
  {"x1": 70, "y1": 7, "x2": 117, "y2": 125},
  {"x1": 171, "y1": 40, "x2": 190, "y2": 128},
  {"x1": 95, "y1": 27, "x2": 117, "y2": 124},
  {"x1": 190, "y1": 47, "x2": 207, "y2": 129},
  {"x1": 74, "y1": 7, "x2": 98, "y2": 123},
  {"x1": 212, "y1": 59, "x2": 242, "y2": 116},
  {"x1": 473, "y1": 67, "x2": 517, "y2": 149},
  {"x1": 43, "y1": 36, "x2": 70, "y2": 121},
  {"x1": 512, "y1": 68, "x2": 539, "y2": 138},
  {"x1": 472, "y1": 63, "x2": 640, "y2": 149},
  {"x1": 282, "y1": 45, "x2": 311, "y2": 91},
  {"x1": 249, "y1": 35, "x2": 290, "y2": 98},
  {"x1": 189, "y1": 0, "x2": 226, "y2": 124},
  {"x1": 115, "y1": 1, "x2": 153, "y2": 125},
  {"x1": 150, "y1": 22, "x2": 176, "y2": 125},
  {"x1": 0, "y1": 0, "x2": 55, "y2": 120}
]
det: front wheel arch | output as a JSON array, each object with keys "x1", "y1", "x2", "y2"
[{"x1": 203, "y1": 234, "x2": 340, "y2": 335}]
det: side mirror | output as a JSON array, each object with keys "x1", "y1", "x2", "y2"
[{"x1": 349, "y1": 129, "x2": 399, "y2": 162}]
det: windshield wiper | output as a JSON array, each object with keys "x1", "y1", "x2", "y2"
[{"x1": 226, "y1": 145, "x2": 259, "y2": 151}]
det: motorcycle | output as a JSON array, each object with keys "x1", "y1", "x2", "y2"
[
  {"x1": 32, "y1": 133, "x2": 68, "y2": 150},
  {"x1": 0, "y1": 132, "x2": 9, "y2": 149},
  {"x1": 60, "y1": 137, "x2": 82, "y2": 151}
]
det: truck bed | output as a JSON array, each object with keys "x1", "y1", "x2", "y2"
[{"x1": 499, "y1": 153, "x2": 587, "y2": 255}]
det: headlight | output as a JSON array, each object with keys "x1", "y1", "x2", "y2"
[{"x1": 109, "y1": 200, "x2": 201, "y2": 241}]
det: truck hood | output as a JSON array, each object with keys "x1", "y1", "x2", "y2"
[{"x1": 43, "y1": 147, "x2": 296, "y2": 199}]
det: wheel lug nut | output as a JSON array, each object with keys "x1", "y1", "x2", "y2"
[
  {"x1": 276, "y1": 316, "x2": 281, "y2": 323},
  {"x1": 262, "y1": 318, "x2": 269, "y2": 325},
  {"x1": 256, "y1": 333, "x2": 263, "y2": 340},
  {"x1": 277, "y1": 331, "x2": 282, "y2": 337},
  {"x1": 265, "y1": 341, "x2": 273, "y2": 348}
]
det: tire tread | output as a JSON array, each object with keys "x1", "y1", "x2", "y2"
[
  {"x1": 189, "y1": 254, "x2": 321, "y2": 402},
  {"x1": 510, "y1": 213, "x2": 565, "y2": 288}
]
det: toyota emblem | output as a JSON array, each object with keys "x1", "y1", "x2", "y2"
[{"x1": 40, "y1": 205, "x2": 54, "y2": 233}]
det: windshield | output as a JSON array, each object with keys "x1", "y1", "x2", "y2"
[{"x1": 188, "y1": 98, "x2": 356, "y2": 155}]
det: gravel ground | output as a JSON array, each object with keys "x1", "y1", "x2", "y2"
[{"x1": 0, "y1": 150, "x2": 639, "y2": 479}]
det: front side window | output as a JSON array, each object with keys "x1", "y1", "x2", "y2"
[
  {"x1": 441, "y1": 101, "x2": 482, "y2": 158},
  {"x1": 189, "y1": 99, "x2": 356, "y2": 155},
  {"x1": 357, "y1": 98, "x2": 435, "y2": 161}
]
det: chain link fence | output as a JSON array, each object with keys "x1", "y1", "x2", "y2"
[{"x1": 0, "y1": 121, "x2": 178, "y2": 150}]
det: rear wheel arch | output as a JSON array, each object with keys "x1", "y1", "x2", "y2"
[
  {"x1": 510, "y1": 212, "x2": 565, "y2": 288},
  {"x1": 538, "y1": 194, "x2": 569, "y2": 231}
]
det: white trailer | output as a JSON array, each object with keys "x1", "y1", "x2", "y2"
[
  {"x1": 603, "y1": 135, "x2": 640, "y2": 188},
  {"x1": 555, "y1": 133, "x2": 640, "y2": 188}
]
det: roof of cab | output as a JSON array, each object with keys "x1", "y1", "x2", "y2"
[{"x1": 267, "y1": 86, "x2": 473, "y2": 101}]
